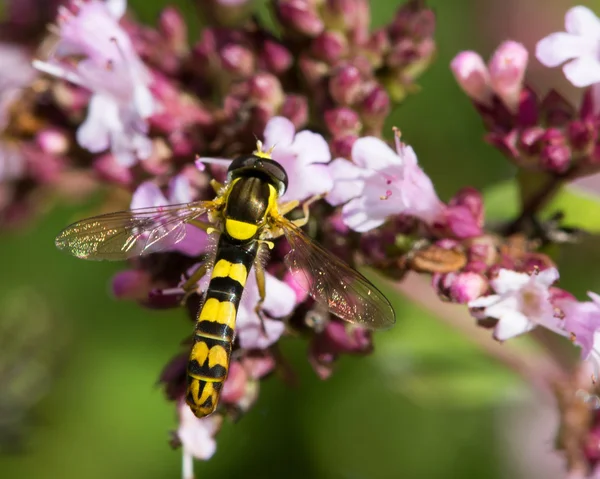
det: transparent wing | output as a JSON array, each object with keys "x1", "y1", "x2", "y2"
[
  {"x1": 55, "y1": 201, "x2": 214, "y2": 261},
  {"x1": 278, "y1": 217, "x2": 396, "y2": 330}
]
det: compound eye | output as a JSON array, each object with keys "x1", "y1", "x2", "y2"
[
  {"x1": 263, "y1": 162, "x2": 288, "y2": 194},
  {"x1": 227, "y1": 155, "x2": 254, "y2": 173}
]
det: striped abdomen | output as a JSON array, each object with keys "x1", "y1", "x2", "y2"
[{"x1": 185, "y1": 237, "x2": 258, "y2": 417}]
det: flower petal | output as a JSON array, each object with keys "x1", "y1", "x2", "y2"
[
  {"x1": 326, "y1": 158, "x2": 368, "y2": 206},
  {"x1": 493, "y1": 310, "x2": 535, "y2": 340},
  {"x1": 563, "y1": 55, "x2": 600, "y2": 87},
  {"x1": 351, "y1": 136, "x2": 400, "y2": 170},
  {"x1": 535, "y1": 32, "x2": 589, "y2": 67},
  {"x1": 341, "y1": 196, "x2": 386, "y2": 232},
  {"x1": 565, "y1": 6, "x2": 600, "y2": 39},
  {"x1": 106, "y1": 0, "x2": 127, "y2": 19},
  {"x1": 130, "y1": 181, "x2": 165, "y2": 209},
  {"x1": 293, "y1": 130, "x2": 331, "y2": 164},
  {"x1": 468, "y1": 294, "x2": 501, "y2": 309},
  {"x1": 262, "y1": 273, "x2": 297, "y2": 318},
  {"x1": 536, "y1": 267, "x2": 559, "y2": 287},
  {"x1": 263, "y1": 116, "x2": 295, "y2": 149},
  {"x1": 282, "y1": 163, "x2": 333, "y2": 202},
  {"x1": 490, "y1": 269, "x2": 530, "y2": 294}
]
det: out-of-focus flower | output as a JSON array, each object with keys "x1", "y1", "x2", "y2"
[
  {"x1": 177, "y1": 400, "x2": 222, "y2": 461},
  {"x1": 536, "y1": 6, "x2": 600, "y2": 87},
  {"x1": 561, "y1": 292, "x2": 600, "y2": 376},
  {"x1": 32, "y1": 0, "x2": 157, "y2": 166},
  {"x1": 327, "y1": 132, "x2": 443, "y2": 232},
  {"x1": 451, "y1": 41, "x2": 528, "y2": 112},
  {"x1": 0, "y1": 43, "x2": 37, "y2": 130},
  {"x1": 468, "y1": 268, "x2": 565, "y2": 341},
  {"x1": 262, "y1": 116, "x2": 333, "y2": 202},
  {"x1": 130, "y1": 175, "x2": 208, "y2": 256}
]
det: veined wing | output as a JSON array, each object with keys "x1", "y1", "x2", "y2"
[
  {"x1": 276, "y1": 216, "x2": 396, "y2": 330},
  {"x1": 55, "y1": 201, "x2": 214, "y2": 261}
]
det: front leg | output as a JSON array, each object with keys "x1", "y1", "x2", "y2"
[{"x1": 253, "y1": 260, "x2": 268, "y2": 336}]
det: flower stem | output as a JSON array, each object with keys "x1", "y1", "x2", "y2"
[{"x1": 393, "y1": 272, "x2": 568, "y2": 400}]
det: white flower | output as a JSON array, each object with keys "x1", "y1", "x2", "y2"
[
  {"x1": 326, "y1": 134, "x2": 444, "y2": 232},
  {"x1": 262, "y1": 116, "x2": 333, "y2": 203},
  {"x1": 536, "y1": 6, "x2": 600, "y2": 87},
  {"x1": 33, "y1": 0, "x2": 157, "y2": 166},
  {"x1": 468, "y1": 268, "x2": 566, "y2": 341},
  {"x1": 177, "y1": 401, "x2": 222, "y2": 462}
]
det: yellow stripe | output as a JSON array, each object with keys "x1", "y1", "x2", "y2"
[
  {"x1": 211, "y1": 259, "x2": 248, "y2": 287},
  {"x1": 225, "y1": 219, "x2": 257, "y2": 241},
  {"x1": 199, "y1": 297, "x2": 237, "y2": 329}
]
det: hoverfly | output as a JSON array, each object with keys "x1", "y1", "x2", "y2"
[{"x1": 55, "y1": 142, "x2": 396, "y2": 417}]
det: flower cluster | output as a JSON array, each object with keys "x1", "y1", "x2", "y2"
[{"x1": 6, "y1": 0, "x2": 600, "y2": 478}]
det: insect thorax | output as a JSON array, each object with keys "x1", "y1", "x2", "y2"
[{"x1": 223, "y1": 176, "x2": 278, "y2": 242}]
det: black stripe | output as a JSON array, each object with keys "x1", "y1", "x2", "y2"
[
  {"x1": 188, "y1": 360, "x2": 229, "y2": 380},
  {"x1": 208, "y1": 276, "x2": 244, "y2": 301},
  {"x1": 192, "y1": 335, "x2": 230, "y2": 350},
  {"x1": 194, "y1": 320, "x2": 234, "y2": 340}
]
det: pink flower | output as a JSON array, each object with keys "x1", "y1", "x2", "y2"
[
  {"x1": 468, "y1": 268, "x2": 566, "y2": 341},
  {"x1": 177, "y1": 400, "x2": 222, "y2": 462},
  {"x1": 262, "y1": 116, "x2": 333, "y2": 202},
  {"x1": 0, "y1": 43, "x2": 36, "y2": 131},
  {"x1": 561, "y1": 292, "x2": 600, "y2": 375},
  {"x1": 130, "y1": 174, "x2": 209, "y2": 256},
  {"x1": 326, "y1": 133, "x2": 444, "y2": 232},
  {"x1": 450, "y1": 51, "x2": 492, "y2": 105},
  {"x1": 536, "y1": 6, "x2": 600, "y2": 87},
  {"x1": 33, "y1": 0, "x2": 156, "y2": 166},
  {"x1": 235, "y1": 270, "x2": 296, "y2": 349}
]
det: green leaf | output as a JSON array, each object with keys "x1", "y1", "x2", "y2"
[{"x1": 542, "y1": 186, "x2": 600, "y2": 233}]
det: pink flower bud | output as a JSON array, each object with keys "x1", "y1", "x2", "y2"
[
  {"x1": 220, "y1": 44, "x2": 255, "y2": 77},
  {"x1": 329, "y1": 64, "x2": 362, "y2": 105},
  {"x1": 260, "y1": 40, "x2": 293, "y2": 74},
  {"x1": 434, "y1": 271, "x2": 488, "y2": 304},
  {"x1": 248, "y1": 73, "x2": 284, "y2": 109},
  {"x1": 442, "y1": 187, "x2": 484, "y2": 239},
  {"x1": 488, "y1": 41, "x2": 528, "y2": 112},
  {"x1": 518, "y1": 127, "x2": 545, "y2": 156},
  {"x1": 277, "y1": 0, "x2": 324, "y2": 37},
  {"x1": 299, "y1": 54, "x2": 328, "y2": 86},
  {"x1": 330, "y1": 133, "x2": 358, "y2": 158},
  {"x1": 324, "y1": 107, "x2": 361, "y2": 136},
  {"x1": 93, "y1": 153, "x2": 134, "y2": 186},
  {"x1": 35, "y1": 128, "x2": 69, "y2": 155},
  {"x1": 539, "y1": 128, "x2": 571, "y2": 173},
  {"x1": 280, "y1": 94, "x2": 308, "y2": 129},
  {"x1": 359, "y1": 85, "x2": 390, "y2": 127},
  {"x1": 311, "y1": 31, "x2": 348, "y2": 64},
  {"x1": 159, "y1": 7, "x2": 188, "y2": 54},
  {"x1": 568, "y1": 120, "x2": 597, "y2": 152},
  {"x1": 241, "y1": 353, "x2": 276, "y2": 380},
  {"x1": 112, "y1": 269, "x2": 152, "y2": 300},
  {"x1": 221, "y1": 362, "x2": 248, "y2": 404},
  {"x1": 450, "y1": 51, "x2": 492, "y2": 105}
]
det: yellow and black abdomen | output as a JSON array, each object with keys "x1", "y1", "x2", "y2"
[{"x1": 185, "y1": 236, "x2": 259, "y2": 417}]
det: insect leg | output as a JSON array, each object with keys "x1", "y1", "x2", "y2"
[
  {"x1": 278, "y1": 200, "x2": 299, "y2": 216},
  {"x1": 179, "y1": 262, "x2": 210, "y2": 305},
  {"x1": 253, "y1": 261, "x2": 268, "y2": 336},
  {"x1": 189, "y1": 219, "x2": 214, "y2": 231},
  {"x1": 291, "y1": 194, "x2": 323, "y2": 227},
  {"x1": 210, "y1": 179, "x2": 224, "y2": 193}
]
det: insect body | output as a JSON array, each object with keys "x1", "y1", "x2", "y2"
[{"x1": 55, "y1": 143, "x2": 396, "y2": 418}]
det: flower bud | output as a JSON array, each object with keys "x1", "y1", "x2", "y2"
[
  {"x1": 323, "y1": 0, "x2": 370, "y2": 44},
  {"x1": 518, "y1": 126, "x2": 545, "y2": 156},
  {"x1": 35, "y1": 128, "x2": 69, "y2": 155},
  {"x1": 112, "y1": 269, "x2": 153, "y2": 301},
  {"x1": 324, "y1": 107, "x2": 361, "y2": 136},
  {"x1": 539, "y1": 128, "x2": 571, "y2": 173},
  {"x1": 488, "y1": 41, "x2": 528, "y2": 113},
  {"x1": 298, "y1": 54, "x2": 328, "y2": 86},
  {"x1": 248, "y1": 73, "x2": 284, "y2": 110},
  {"x1": 330, "y1": 133, "x2": 358, "y2": 158},
  {"x1": 259, "y1": 40, "x2": 293, "y2": 74},
  {"x1": 93, "y1": 153, "x2": 133, "y2": 186},
  {"x1": 159, "y1": 7, "x2": 188, "y2": 54},
  {"x1": 280, "y1": 94, "x2": 308, "y2": 129},
  {"x1": 329, "y1": 64, "x2": 362, "y2": 105},
  {"x1": 220, "y1": 44, "x2": 255, "y2": 78},
  {"x1": 444, "y1": 187, "x2": 484, "y2": 238},
  {"x1": 311, "y1": 31, "x2": 349, "y2": 64},
  {"x1": 450, "y1": 51, "x2": 492, "y2": 105},
  {"x1": 568, "y1": 120, "x2": 597, "y2": 153},
  {"x1": 433, "y1": 271, "x2": 489, "y2": 304},
  {"x1": 221, "y1": 362, "x2": 248, "y2": 404},
  {"x1": 359, "y1": 85, "x2": 390, "y2": 129},
  {"x1": 276, "y1": 0, "x2": 324, "y2": 37}
]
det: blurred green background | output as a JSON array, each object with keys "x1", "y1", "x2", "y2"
[{"x1": 2, "y1": 0, "x2": 600, "y2": 478}]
